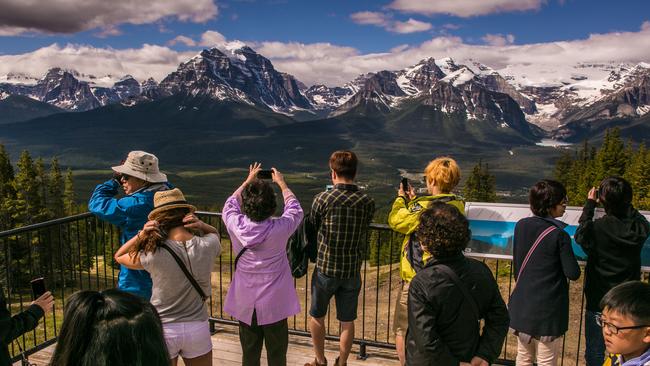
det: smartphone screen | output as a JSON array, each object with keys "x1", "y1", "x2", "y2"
[
  {"x1": 257, "y1": 170, "x2": 273, "y2": 180},
  {"x1": 31, "y1": 278, "x2": 46, "y2": 300}
]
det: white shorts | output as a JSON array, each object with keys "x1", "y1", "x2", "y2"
[{"x1": 163, "y1": 320, "x2": 213, "y2": 359}]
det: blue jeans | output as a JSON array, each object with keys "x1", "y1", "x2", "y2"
[{"x1": 585, "y1": 310, "x2": 605, "y2": 366}]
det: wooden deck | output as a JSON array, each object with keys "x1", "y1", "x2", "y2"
[{"x1": 16, "y1": 325, "x2": 400, "y2": 366}]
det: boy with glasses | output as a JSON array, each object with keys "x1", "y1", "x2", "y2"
[{"x1": 598, "y1": 281, "x2": 650, "y2": 366}]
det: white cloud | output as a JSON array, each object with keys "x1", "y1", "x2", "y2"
[
  {"x1": 167, "y1": 30, "x2": 226, "y2": 48},
  {"x1": 350, "y1": 11, "x2": 389, "y2": 26},
  {"x1": 388, "y1": 0, "x2": 545, "y2": 17},
  {"x1": 350, "y1": 11, "x2": 432, "y2": 34},
  {"x1": 391, "y1": 19, "x2": 432, "y2": 34},
  {"x1": 168, "y1": 35, "x2": 197, "y2": 47},
  {"x1": 1, "y1": 22, "x2": 650, "y2": 89},
  {"x1": 0, "y1": 43, "x2": 196, "y2": 86},
  {"x1": 482, "y1": 33, "x2": 515, "y2": 46},
  {"x1": 198, "y1": 30, "x2": 227, "y2": 47},
  {"x1": 261, "y1": 23, "x2": 650, "y2": 86},
  {"x1": 0, "y1": 0, "x2": 218, "y2": 36}
]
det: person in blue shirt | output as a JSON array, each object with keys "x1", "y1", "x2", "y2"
[{"x1": 88, "y1": 151, "x2": 170, "y2": 299}]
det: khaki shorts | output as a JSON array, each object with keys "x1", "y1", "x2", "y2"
[{"x1": 392, "y1": 281, "x2": 410, "y2": 337}]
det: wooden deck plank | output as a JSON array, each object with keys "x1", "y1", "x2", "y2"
[{"x1": 15, "y1": 325, "x2": 400, "y2": 366}]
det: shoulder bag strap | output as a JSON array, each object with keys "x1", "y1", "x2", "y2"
[
  {"x1": 517, "y1": 225, "x2": 557, "y2": 281},
  {"x1": 234, "y1": 247, "x2": 248, "y2": 270},
  {"x1": 159, "y1": 243, "x2": 207, "y2": 302},
  {"x1": 435, "y1": 263, "x2": 480, "y2": 321}
]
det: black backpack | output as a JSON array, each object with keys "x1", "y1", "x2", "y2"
[{"x1": 286, "y1": 218, "x2": 317, "y2": 278}]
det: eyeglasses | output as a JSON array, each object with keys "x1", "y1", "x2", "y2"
[
  {"x1": 118, "y1": 174, "x2": 132, "y2": 182},
  {"x1": 596, "y1": 313, "x2": 650, "y2": 335}
]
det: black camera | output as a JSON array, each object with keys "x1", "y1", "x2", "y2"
[
  {"x1": 257, "y1": 170, "x2": 273, "y2": 180},
  {"x1": 401, "y1": 177, "x2": 409, "y2": 191}
]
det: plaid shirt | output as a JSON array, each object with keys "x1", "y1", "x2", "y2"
[{"x1": 307, "y1": 183, "x2": 375, "y2": 278}]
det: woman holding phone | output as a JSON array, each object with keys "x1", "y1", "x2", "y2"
[
  {"x1": 222, "y1": 163, "x2": 303, "y2": 366},
  {"x1": 388, "y1": 156, "x2": 465, "y2": 365}
]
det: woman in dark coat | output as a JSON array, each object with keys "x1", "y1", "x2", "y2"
[{"x1": 509, "y1": 180, "x2": 580, "y2": 366}]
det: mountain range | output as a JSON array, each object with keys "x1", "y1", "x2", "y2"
[{"x1": 0, "y1": 42, "x2": 648, "y2": 147}]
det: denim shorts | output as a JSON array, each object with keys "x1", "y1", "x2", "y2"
[{"x1": 309, "y1": 268, "x2": 361, "y2": 322}]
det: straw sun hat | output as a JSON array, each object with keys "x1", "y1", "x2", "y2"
[
  {"x1": 148, "y1": 188, "x2": 196, "y2": 220},
  {"x1": 112, "y1": 151, "x2": 167, "y2": 183}
]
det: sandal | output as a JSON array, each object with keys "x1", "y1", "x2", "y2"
[
  {"x1": 304, "y1": 358, "x2": 327, "y2": 366},
  {"x1": 334, "y1": 356, "x2": 346, "y2": 366}
]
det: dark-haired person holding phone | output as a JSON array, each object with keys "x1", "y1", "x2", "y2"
[
  {"x1": 1, "y1": 285, "x2": 53, "y2": 366},
  {"x1": 222, "y1": 163, "x2": 303, "y2": 366},
  {"x1": 575, "y1": 176, "x2": 650, "y2": 366}
]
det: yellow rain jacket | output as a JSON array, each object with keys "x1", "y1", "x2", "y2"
[{"x1": 387, "y1": 194, "x2": 465, "y2": 282}]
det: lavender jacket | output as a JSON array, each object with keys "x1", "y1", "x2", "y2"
[{"x1": 222, "y1": 188, "x2": 303, "y2": 326}]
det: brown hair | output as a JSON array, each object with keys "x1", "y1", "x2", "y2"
[
  {"x1": 130, "y1": 207, "x2": 191, "y2": 256},
  {"x1": 424, "y1": 157, "x2": 460, "y2": 193},
  {"x1": 329, "y1": 150, "x2": 358, "y2": 180}
]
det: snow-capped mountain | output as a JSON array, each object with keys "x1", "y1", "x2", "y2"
[
  {"x1": 325, "y1": 57, "x2": 539, "y2": 139},
  {"x1": 157, "y1": 44, "x2": 312, "y2": 114},
  {"x1": 0, "y1": 68, "x2": 144, "y2": 111}
]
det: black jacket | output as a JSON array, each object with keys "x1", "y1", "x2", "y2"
[
  {"x1": 508, "y1": 216, "x2": 580, "y2": 337},
  {"x1": 1, "y1": 287, "x2": 44, "y2": 366},
  {"x1": 575, "y1": 200, "x2": 650, "y2": 311},
  {"x1": 406, "y1": 254, "x2": 509, "y2": 366}
]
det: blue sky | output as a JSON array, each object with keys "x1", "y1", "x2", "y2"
[{"x1": 0, "y1": 0, "x2": 649, "y2": 86}]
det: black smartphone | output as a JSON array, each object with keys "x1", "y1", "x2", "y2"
[
  {"x1": 257, "y1": 170, "x2": 273, "y2": 180},
  {"x1": 401, "y1": 177, "x2": 409, "y2": 191},
  {"x1": 30, "y1": 277, "x2": 46, "y2": 300}
]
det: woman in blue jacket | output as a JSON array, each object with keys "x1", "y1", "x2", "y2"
[{"x1": 88, "y1": 151, "x2": 170, "y2": 299}]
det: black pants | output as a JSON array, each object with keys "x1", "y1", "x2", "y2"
[{"x1": 239, "y1": 310, "x2": 288, "y2": 366}]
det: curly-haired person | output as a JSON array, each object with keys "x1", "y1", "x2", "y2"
[{"x1": 406, "y1": 203, "x2": 509, "y2": 366}]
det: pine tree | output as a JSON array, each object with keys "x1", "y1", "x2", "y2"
[
  {"x1": 624, "y1": 144, "x2": 650, "y2": 210},
  {"x1": 554, "y1": 150, "x2": 574, "y2": 194},
  {"x1": 463, "y1": 161, "x2": 497, "y2": 202},
  {"x1": 34, "y1": 158, "x2": 51, "y2": 219},
  {"x1": 63, "y1": 168, "x2": 76, "y2": 215},
  {"x1": 594, "y1": 127, "x2": 627, "y2": 179},
  {"x1": 13, "y1": 151, "x2": 45, "y2": 225},
  {"x1": 48, "y1": 158, "x2": 65, "y2": 218},
  {"x1": 0, "y1": 144, "x2": 16, "y2": 230}
]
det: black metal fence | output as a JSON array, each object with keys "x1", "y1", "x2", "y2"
[{"x1": 2, "y1": 212, "x2": 649, "y2": 365}]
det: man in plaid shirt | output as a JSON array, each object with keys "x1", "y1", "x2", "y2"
[{"x1": 304, "y1": 151, "x2": 375, "y2": 366}]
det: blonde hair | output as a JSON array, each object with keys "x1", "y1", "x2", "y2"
[{"x1": 424, "y1": 157, "x2": 461, "y2": 193}]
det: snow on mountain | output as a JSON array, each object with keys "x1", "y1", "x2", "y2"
[
  {"x1": 0, "y1": 44, "x2": 647, "y2": 134},
  {"x1": 157, "y1": 43, "x2": 312, "y2": 113}
]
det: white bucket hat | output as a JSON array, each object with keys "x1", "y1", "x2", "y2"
[{"x1": 111, "y1": 151, "x2": 167, "y2": 183}]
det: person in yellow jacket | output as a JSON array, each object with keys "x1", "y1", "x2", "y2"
[{"x1": 388, "y1": 156, "x2": 465, "y2": 366}]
